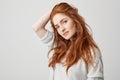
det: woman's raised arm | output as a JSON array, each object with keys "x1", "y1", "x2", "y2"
[{"x1": 32, "y1": 10, "x2": 51, "y2": 38}]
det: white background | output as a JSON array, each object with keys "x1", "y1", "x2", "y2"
[{"x1": 0, "y1": 0, "x2": 120, "y2": 80}]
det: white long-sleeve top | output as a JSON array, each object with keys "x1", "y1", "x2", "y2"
[{"x1": 40, "y1": 31, "x2": 104, "y2": 80}]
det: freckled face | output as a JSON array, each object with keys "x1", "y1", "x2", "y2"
[{"x1": 52, "y1": 13, "x2": 76, "y2": 40}]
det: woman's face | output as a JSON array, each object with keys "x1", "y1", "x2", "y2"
[{"x1": 52, "y1": 13, "x2": 76, "y2": 40}]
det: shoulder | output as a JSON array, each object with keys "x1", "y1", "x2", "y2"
[{"x1": 91, "y1": 48, "x2": 102, "y2": 60}]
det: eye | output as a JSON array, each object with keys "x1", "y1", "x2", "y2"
[
  {"x1": 63, "y1": 20, "x2": 67, "y2": 24},
  {"x1": 55, "y1": 25, "x2": 60, "y2": 29}
]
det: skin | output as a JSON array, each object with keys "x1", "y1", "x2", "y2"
[
  {"x1": 32, "y1": 10, "x2": 51, "y2": 38},
  {"x1": 53, "y1": 13, "x2": 76, "y2": 40}
]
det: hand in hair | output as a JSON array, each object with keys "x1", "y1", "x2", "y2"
[{"x1": 69, "y1": 4, "x2": 78, "y2": 13}]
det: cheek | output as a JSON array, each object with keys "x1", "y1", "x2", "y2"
[
  {"x1": 70, "y1": 22, "x2": 76, "y2": 30},
  {"x1": 56, "y1": 29, "x2": 62, "y2": 35},
  {"x1": 71, "y1": 23, "x2": 77, "y2": 34},
  {"x1": 72, "y1": 26, "x2": 77, "y2": 33}
]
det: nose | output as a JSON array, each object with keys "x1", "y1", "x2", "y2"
[{"x1": 60, "y1": 26, "x2": 65, "y2": 32}]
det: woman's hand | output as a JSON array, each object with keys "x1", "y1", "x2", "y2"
[{"x1": 69, "y1": 4, "x2": 78, "y2": 13}]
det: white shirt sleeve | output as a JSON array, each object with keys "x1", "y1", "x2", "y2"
[
  {"x1": 39, "y1": 31, "x2": 54, "y2": 48},
  {"x1": 87, "y1": 50, "x2": 104, "y2": 80},
  {"x1": 40, "y1": 30, "x2": 54, "y2": 80}
]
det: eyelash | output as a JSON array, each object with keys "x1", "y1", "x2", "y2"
[
  {"x1": 63, "y1": 20, "x2": 67, "y2": 24},
  {"x1": 55, "y1": 20, "x2": 67, "y2": 29},
  {"x1": 55, "y1": 25, "x2": 60, "y2": 29}
]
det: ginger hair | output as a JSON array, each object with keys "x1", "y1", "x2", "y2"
[{"x1": 48, "y1": 2, "x2": 100, "y2": 74}]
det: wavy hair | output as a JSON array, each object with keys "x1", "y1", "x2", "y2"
[{"x1": 48, "y1": 2, "x2": 100, "y2": 74}]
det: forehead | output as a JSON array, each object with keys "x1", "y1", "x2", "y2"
[{"x1": 52, "y1": 13, "x2": 69, "y2": 25}]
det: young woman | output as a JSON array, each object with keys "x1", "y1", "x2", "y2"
[{"x1": 32, "y1": 2, "x2": 104, "y2": 80}]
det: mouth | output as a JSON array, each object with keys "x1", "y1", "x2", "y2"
[{"x1": 63, "y1": 31, "x2": 69, "y2": 37}]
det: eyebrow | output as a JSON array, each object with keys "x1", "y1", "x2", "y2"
[{"x1": 54, "y1": 18, "x2": 66, "y2": 26}]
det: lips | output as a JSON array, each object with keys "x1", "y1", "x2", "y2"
[{"x1": 63, "y1": 31, "x2": 69, "y2": 37}]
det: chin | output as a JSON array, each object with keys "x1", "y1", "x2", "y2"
[
  {"x1": 65, "y1": 38, "x2": 69, "y2": 40},
  {"x1": 64, "y1": 36, "x2": 71, "y2": 40}
]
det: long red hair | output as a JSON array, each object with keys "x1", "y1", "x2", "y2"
[{"x1": 48, "y1": 2, "x2": 100, "y2": 74}]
